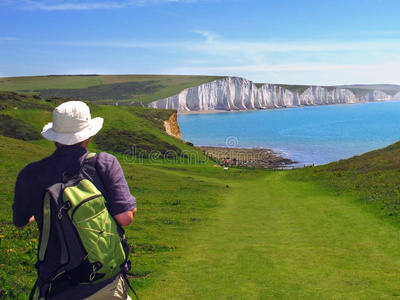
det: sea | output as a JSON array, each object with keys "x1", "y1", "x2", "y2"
[{"x1": 178, "y1": 101, "x2": 400, "y2": 166}]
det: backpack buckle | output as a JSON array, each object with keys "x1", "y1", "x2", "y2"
[
  {"x1": 57, "y1": 201, "x2": 71, "y2": 220},
  {"x1": 89, "y1": 262, "x2": 103, "y2": 282}
]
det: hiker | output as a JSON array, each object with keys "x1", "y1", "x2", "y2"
[
  {"x1": 224, "y1": 157, "x2": 230, "y2": 168},
  {"x1": 13, "y1": 101, "x2": 137, "y2": 299}
]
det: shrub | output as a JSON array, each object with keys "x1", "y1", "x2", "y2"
[
  {"x1": 0, "y1": 115, "x2": 42, "y2": 141},
  {"x1": 0, "y1": 92, "x2": 52, "y2": 111},
  {"x1": 94, "y1": 129, "x2": 182, "y2": 157}
]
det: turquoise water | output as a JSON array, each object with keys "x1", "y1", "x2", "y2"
[{"x1": 178, "y1": 101, "x2": 400, "y2": 166}]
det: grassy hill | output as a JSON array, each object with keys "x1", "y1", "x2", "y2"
[
  {"x1": 290, "y1": 141, "x2": 400, "y2": 222},
  {"x1": 0, "y1": 75, "x2": 224, "y2": 105},
  {"x1": 0, "y1": 91, "x2": 216, "y2": 299},
  {"x1": 3, "y1": 92, "x2": 400, "y2": 299}
]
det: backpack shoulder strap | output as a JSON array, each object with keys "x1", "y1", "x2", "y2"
[{"x1": 81, "y1": 152, "x2": 107, "y2": 197}]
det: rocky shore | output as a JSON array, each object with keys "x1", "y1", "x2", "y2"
[{"x1": 198, "y1": 146, "x2": 295, "y2": 169}]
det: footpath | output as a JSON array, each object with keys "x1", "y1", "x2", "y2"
[{"x1": 141, "y1": 170, "x2": 400, "y2": 299}]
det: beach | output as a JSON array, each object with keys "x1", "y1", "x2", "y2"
[{"x1": 198, "y1": 146, "x2": 295, "y2": 168}]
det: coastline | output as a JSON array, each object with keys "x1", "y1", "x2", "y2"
[
  {"x1": 177, "y1": 100, "x2": 400, "y2": 115},
  {"x1": 198, "y1": 146, "x2": 296, "y2": 169},
  {"x1": 178, "y1": 109, "x2": 241, "y2": 115}
]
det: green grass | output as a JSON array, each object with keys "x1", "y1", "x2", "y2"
[
  {"x1": 4, "y1": 141, "x2": 400, "y2": 298},
  {"x1": 0, "y1": 115, "x2": 42, "y2": 141},
  {"x1": 290, "y1": 141, "x2": 400, "y2": 223},
  {"x1": 0, "y1": 75, "x2": 224, "y2": 104},
  {"x1": 136, "y1": 169, "x2": 400, "y2": 299},
  {"x1": 0, "y1": 75, "x2": 102, "y2": 91},
  {"x1": 3, "y1": 92, "x2": 400, "y2": 299}
]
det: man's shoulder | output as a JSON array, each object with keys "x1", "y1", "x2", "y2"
[
  {"x1": 96, "y1": 152, "x2": 117, "y2": 164},
  {"x1": 95, "y1": 152, "x2": 120, "y2": 171},
  {"x1": 17, "y1": 155, "x2": 54, "y2": 179}
]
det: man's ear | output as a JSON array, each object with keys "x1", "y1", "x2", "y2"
[{"x1": 82, "y1": 138, "x2": 91, "y2": 148}]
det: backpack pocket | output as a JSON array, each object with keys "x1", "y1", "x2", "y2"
[{"x1": 63, "y1": 179, "x2": 126, "y2": 281}]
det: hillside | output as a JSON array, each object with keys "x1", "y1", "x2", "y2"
[
  {"x1": 0, "y1": 92, "x2": 216, "y2": 299},
  {"x1": 0, "y1": 75, "x2": 224, "y2": 105},
  {"x1": 0, "y1": 91, "x2": 201, "y2": 157},
  {"x1": 290, "y1": 141, "x2": 400, "y2": 221},
  {"x1": 3, "y1": 92, "x2": 400, "y2": 299}
]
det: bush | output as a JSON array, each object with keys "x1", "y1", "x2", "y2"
[
  {"x1": 130, "y1": 108, "x2": 173, "y2": 130},
  {"x1": 94, "y1": 129, "x2": 182, "y2": 157},
  {"x1": 0, "y1": 92, "x2": 52, "y2": 111},
  {"x1": 0, "y1": 115, "x2": 42, "y2": 141}
]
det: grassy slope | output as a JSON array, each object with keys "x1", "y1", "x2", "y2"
[
  {"x1": 0, "y1": 93, "x2": 213, "y2": 298},
  {"x1": 3, "y1": 137, "x2": 400, "y2": 298},
  {"x1": 134, "y1": 166, "x2": 400, "y2": 299},
  {"x1": 3, "y1": 94, "x2": 400, "y2": 298},
  {"x1": 0, "y1": 75, "x2": 102, "y2": 91},
  {"x1": 0, "y1": 75, "x2": 224, "y2": 104},
  {"x1": 290, "y1": 141, "x2": 400, "y2": 222}
]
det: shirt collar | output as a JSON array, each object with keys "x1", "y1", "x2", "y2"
[{"x1": 52, "y1": 144, "x2": 88, "y2": 157}]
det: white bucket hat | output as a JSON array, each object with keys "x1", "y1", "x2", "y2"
[{"x1": 41, "y1": 101, "x2": 104, "y2": 145}]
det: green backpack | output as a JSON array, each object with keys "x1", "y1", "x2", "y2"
[{"x1": 31, "y1": 153, "x2": 135, "y2": 299}]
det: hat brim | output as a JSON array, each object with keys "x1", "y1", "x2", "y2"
[{"x1": 41, "y1": 117, "x2": 104, "y2": 145}]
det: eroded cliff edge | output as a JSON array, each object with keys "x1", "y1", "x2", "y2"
[
  {"x1": 148, "y1": 77, "x2": 400, "y2": 112},
  {"x1": 163, "y1": 110, "x2": 181, "y2": 139}
]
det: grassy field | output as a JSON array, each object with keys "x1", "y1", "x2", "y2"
[
  {"x1": 137, "y1": 168, "x2": 400, "y2": 299},
  {"x1": 2, "y1": 92, "x2": 400, "y2": 299},
  {"x1": 0, "y1": 75, "x2": 224, "y2": 105}
]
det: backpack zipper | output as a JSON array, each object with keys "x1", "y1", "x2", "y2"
[{"x1": 71, "y1": 194, "x2": 103, "y2": 221}]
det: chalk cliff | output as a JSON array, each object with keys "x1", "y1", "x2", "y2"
[
  {"x1": 163, "y1": 110, "x2": 181, "y2": 139},
  {"x1": 360, "y1": 90, "x2": 393, "y2": 101},
  {"x1": 148, "y1": 77, "x2": 394, "y2": 111}
]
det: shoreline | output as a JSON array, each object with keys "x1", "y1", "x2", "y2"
[
  {"x1": 198, "y1": 146, "x2": 296, "y2": 169},
  {"x1": 178, "y1": 109, "x2": 241, "y2": 115},
  {"x1": 177, "y1": 100, "x2": 400, "y2": 115}
]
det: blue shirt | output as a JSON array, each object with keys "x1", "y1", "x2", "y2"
[{"x1": 13, "y1": 145, "x2": 136, "y2": 299}]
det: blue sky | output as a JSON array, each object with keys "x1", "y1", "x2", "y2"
[{"x1": 1, "y1": 0, "x2": 400, "y2": 85}]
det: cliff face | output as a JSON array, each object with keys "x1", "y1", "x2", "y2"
[
  {"x1": 148, "y1": 77, "x2": 395, "y2": 111},
  {"x1": 360, "y1": 90, "x2": 393, "y2": 101},
  {"x1": 163, "y1": 111, "x2": 181, "y2": 139},
  {"x1": 150, "y1": 77, "x2": 258, "y2": 111}
]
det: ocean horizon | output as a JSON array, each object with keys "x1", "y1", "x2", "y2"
[{"x1": 178, "y1": 101, "x2": 400, "y2": 166}]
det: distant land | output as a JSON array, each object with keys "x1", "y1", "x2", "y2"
[
  {"x1": 1, "y1": 75, "x2": 400, "y2": 111},
  {"x1": 149, "y1": 77, "x2": 400, "y2": 112},
  {"x1": 0, "y1": 74, "x2": 224, "y2": 106}
]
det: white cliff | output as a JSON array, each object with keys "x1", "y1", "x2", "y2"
[
  {"x1": 257, "y1": 84, "x2": 298, "y2": 108},
  {"x1": 360, "y1": 90, "x2": 393, "y2": 101},
  {"x1": 149, "y1": 77, "x2": 258, "y2": 111},
  {"x1": 148, "y1": 77, "x2": 395, "y2": 111}
]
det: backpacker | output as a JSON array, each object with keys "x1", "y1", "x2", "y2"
[{"x1": 30, "y1": 153, "x2": 132, "y2": 299}]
